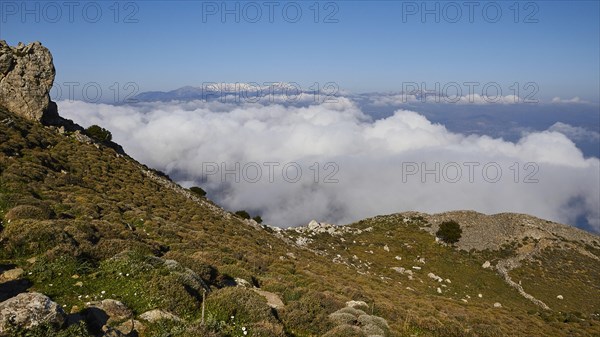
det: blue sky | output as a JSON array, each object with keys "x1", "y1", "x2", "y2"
[{"x1": 1, "y1": 1, "x2": 599, "y2": 101}]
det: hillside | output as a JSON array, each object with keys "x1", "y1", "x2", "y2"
[{"x1": 1, "y1": 41, "x2": 600, "y2": 337}]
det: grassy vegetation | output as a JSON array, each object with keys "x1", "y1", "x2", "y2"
[
  {"x1": 0, "y1": 107, "x2": 599, "y2": 336},
  {"x1": 510, "y1": 247, "x2": 600, "y2": 315}
]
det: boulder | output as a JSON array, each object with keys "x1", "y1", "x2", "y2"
[
  {"x1": 0, "y1": 292, "x2": 66, "y2": 334},
  {"x1": 84, "y1": 299, "x2": 132, "y2": 332},
  {"x1": 235, "y1": 278, "x2": 252, "y2": 288},
  {"x1": 0, "y1": 40, "x2": 55, "y2": 121},
  {"x1": 0, "y1": 268, "x2": 24, "y2": 282},
  {"x1": 139, "y1": 309, "x2": 181, "y2": 323},
  {"x1": 116, "y1": 319, "x2": 145, "y2": 335},
  {"x1": 427, "y1": 272, "x2": 443, "y2": 282}
]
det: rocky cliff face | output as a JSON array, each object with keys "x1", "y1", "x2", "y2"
[{"x1": 0, "y1": 40, "x2": 55, "y2": 121}]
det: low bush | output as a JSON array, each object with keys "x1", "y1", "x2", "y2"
[
  {"x1": 358, "y1": 314, "x2": 390, "y2": 336},
  {"x1": 5, "y1": 321, "x2": 92, "y2": 337},
  {"x1": 323, "y1": 324, "x2": 366, "y2": 337},
  {"x1": 280, "y1": 291, "x2": 342, "y2": 335},
  {"x1": 329, "y1": 312, "x2": 357, "y2": 326},
  {"x1": 235, "y1": 210, "x2": 251, "y2": 220},
  {"x1": 436, "y1": 220, "x2": 462, "y2": 244},
  {"x1": 205, "y1": 287, "x2": 277, "y2": 328},
  {"x1": 5, "y1": 204, "x2": 50, "y2": 220},
  {"x1": 85, "y1": 125, "x2": 112, "y2": 142},
  {"x1": 189, "y1": 186, "x2": 206, "y2": 197},
  {"x1": 0, "y1": 220, "x2": 70, "y2": 258},
  {"x1": 249, "y1": 320, "x2": 286, "y2": 337}
]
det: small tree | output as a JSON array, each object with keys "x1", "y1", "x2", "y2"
[
  {"x1": 436, "y1": 220, "x2": 462, "y2": 245},
  {"x1": 252, "y1": 215, "x2": 263, "y2": 224},
  {"x1": 189, "y1": 186, "x2": 207, "y2": 197},
  {"x1": 235, "y1": 210, "x2": 251, "y2": 220},
  {"x1": 86, "y1": 125, "x2": 112, "y2": 142}
]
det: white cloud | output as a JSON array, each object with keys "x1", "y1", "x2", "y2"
[
  {"x1": 58, "y1": 99, "x2": 600, "y2": 232},
  {"x1": 548, "y1": 122, "x2": 600, "y2": 142},
  {"x1": 370, "y1": 94, "x2": 420, "y2": 106},
  {"x1": 370, "y1": 93, "x2": 525, "y2": 106},
  {"x1": 551, "y1": 96, "x2": 588, "y2": 104},
  {"x1": 371, "y1": 93, "x2": 597, "y2": 106}
]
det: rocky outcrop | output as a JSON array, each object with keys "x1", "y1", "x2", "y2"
[
  {"x1": 0, "y1": 292, "x2": 66, "y2": 334},
  {"x1": 0, "y1": 40, "x2": 55, "y2": 121},
  {"x1": 421, "y1": 210, "x2": 599, "y2": 252}
]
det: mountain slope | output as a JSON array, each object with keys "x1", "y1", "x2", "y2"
[{"x1": 1, "y1": 106, "x2": 599, "y2": 336}]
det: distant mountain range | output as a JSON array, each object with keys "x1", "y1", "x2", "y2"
[
  {"x1": 133, "y1": 83, "x2": 321, "y2": 103},
  {"x1": 133, "y1": 86, "x2": 600, "y2": 159}
]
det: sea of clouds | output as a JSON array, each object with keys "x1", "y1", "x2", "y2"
[{"x1": 57, "y1": 97, "x2": 600, "y2": 232}]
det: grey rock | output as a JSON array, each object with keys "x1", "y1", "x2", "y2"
[
  {"x1": 0, "y1": 292, "x2": 66, "y2": 334},
  {"x1": 234, "y1": 277, "x2": 252, "y2": 288},
  {"x1": 0, "y1": 40, "x2": 55, "y2": 121},
  {"x1": 139, "y1": 309, "x2": 181, "y2": 323},
  {"x1": 84, "y1": 299, "x2": 132, "y2": 332},
  {"x1": 252, "y1": 289, "x2": 285, "y2": 309},
  {"x1": 115, "y1": 319, "x2": 145, "y2": 335}
]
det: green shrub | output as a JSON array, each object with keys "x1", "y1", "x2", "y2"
[
  {"x1": 218, "y1": 264, "x2": 254, "y2": 283},
  {"x1": 0, "y1": 220, "x2": 70, "y2": 258},
  {"x1": 85, "y1": 125, "x2": 112, "y2": 142},
  {"x1": 235, "y1": 210, "x2": 251, "y2": 220},
  {"x1": 436, "y1": 220, "x2": 462, "y2": 244},
  {"x1": 181, "y1": 322, "x2": 221, "y2": 337},
  {"x1": 206, "y1": 287, "x2": 276, "y2": 326},
  {"x1": 5, "y1": 205, "x2": 50, "y2": 220},
  {"x1": 88, "y1": 238, "x2": 154, "y2": 260},
  {"x1": 249, "y1": 321, "x2": 286, "y2": 337},
  {"x1": 280, "y1": 291, "x2": 342, "y2": 335},
  {"x1": 5, "y1": 321, "x2": 92, "y2": 337},
  {"x1": 252, "y1": 216, "x2": 263, "y2": 224},
  {"x1": 189, "y1": 186, "x2": 207, "y2": 197},
  {"x1": 329, "y1": 312, "x2": 357, "y2": 326}
]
